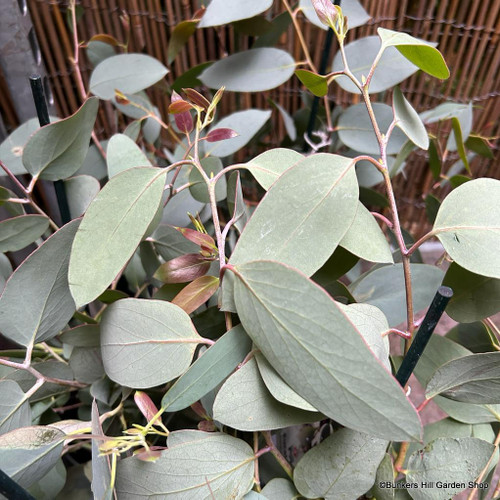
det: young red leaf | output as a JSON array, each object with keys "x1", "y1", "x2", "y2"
[
  {"x1": 311, "y1": 0, "x2": 339, "y2": 28},
  {"x1": 171, "y1": 275, "x2": 220, "y2": 314},
  {"x1": 168, "y1": 99, "x2": 194, "y2": 114},
  {"x1": 205, "y1": 128, "x2": 238, "y2": 143},
  {"x1": 183, "y1": 88, "x2": 210, "y2": 111},
  {"x1": 174, "y1": 226, "x2": 217, "y2": 250},
  {"x1": 170, "y1": 90, "x2": 193, "y2": 134},
  {"x1": 134, "y1": 391, "x2": 160, "y2": 422},
  {"x1": 153, "y1": 254, "x2": 212, "y2": 284}
]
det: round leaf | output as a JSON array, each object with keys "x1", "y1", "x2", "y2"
[{"x1": 199, "y1": 0, "x2": 272, "y2": 27}]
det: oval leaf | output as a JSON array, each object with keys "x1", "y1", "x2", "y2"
[
  {"x1": 90, "y1": 54, "x2": 168, "y2": 100},
  {"x1": 199, "y1": 0, "x2": 272, "y2": 27},
  {"x1": 100, "y1": 298, "x2": 201, "y2": 388},
  {"x1": 0, "y1": 215, "x2": 49, "y2": 253},
  {"x1": 0, "y1": 380, "x2": 31, "y2": 435},
  {"x1": 69, "y1": 167, "x2": 167, "y2": 307},
  {"x1": 171, "y1": 275, "x2": 219, "y2": 314},
  {"x1": 199, "y1": 48, "x2": 295, "y2": 92},
  {"x1": 64, "y1": 175, "x2": 100, "y2": 217},
  {"x1": 232, "y1": 260, "x2": 422, "y2": 441},
  {"x1": 205, "y1": 127, "x2": 238, "y2": 143},
  {"x1": 295, "y1": 69, "x2": 328, "y2": 97},
  {"x1": 154, "y1": 254, "x2": 212, "y2": 284},
  {"x1": 106, "y1": 134, "x2": 152, "y2": 178}
]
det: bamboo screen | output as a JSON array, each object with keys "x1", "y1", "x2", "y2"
[{"x1": 17, "y1": 0, "x2": 500, "y2": 234}]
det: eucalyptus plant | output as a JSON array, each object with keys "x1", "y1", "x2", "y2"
[{"x1": 0, "y1": 0, "x2": 499, "y2": 499}]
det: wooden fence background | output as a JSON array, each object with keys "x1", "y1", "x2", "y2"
[{"x1": 4, "y1": 0, "x2": 500, "y2": 235}]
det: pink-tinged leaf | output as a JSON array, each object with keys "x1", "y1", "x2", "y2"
[
  {"x1": 168, "y1": 100, "x2": 194, "y2": 114},
  {"x1": 191, "y1": 401, "x2": 209, "y2": 419},
  {"x1": 205, "y1": 128, "x2": 239, "y2": 143},
  {"x1": 172, "y1": 275, "x2": 220, "y2": 314},
  {"x1": 153, "y1": 254, "x2": 212, "y2": 284},
  {"x1": 311, "y1": 0, "x2": 338, "y2": 28},
  {"x1": 134, "y1": 447, "x2": 163, "y2": 462},
  {"x1": 174, "y1": 226, "x2": 217, "y2": 250},
  {"x1": 170, "y1": 91, "x2": 193, "y2": 134},
  {"x1": 198, "y1": 420, "x2": 216, "y2": 432},
  {"x1": 134, "y1": 391, "x2": 160, "y2": 422},
  {"x1": 183, "y1": 88, "x2": 210, "y2": 110}
]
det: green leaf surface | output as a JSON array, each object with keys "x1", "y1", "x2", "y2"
[
  {"x1": 378, "y1": 28, "x2": 449, "y2": 79},
  {"x1": 230, "y1": 153, "x2": 358, "y2": 276},
  {"x1": 466, "y1": 135, "x2": 494, "y2": 159},
  {"x1": 450, "y1": 117, "x2": 470, "y2": 173},
  {"x1": 115, "y1": 432, "x2": 255, "y2": 499},
  {"x1": 0, "y1": 220, "x2": 79, "y2": 347},
  {"x1": 428, "y1": 139, "x2": 441, "y2": 179},
  {"x1": 86, "y1": 39, "x2": 116, "y2": 67},
  {"x1": 393, "y1": 86, "x2": 429, "y2": 150},
  {"x1": 338, "y1": 103, "x2": 408, "y2": 155},
  {"x1": 76, "y1": 142, "x2": 108, "y2": 180},
  {"x1": 204, "y1": 109, "x2": 271, "y2": 157},
  {"x1": 406, "y1": 438, "x2": 493, "y2": 500},
  {"x1": 213, "y1": 357, "x2": 322, "y2": 431},
  {"x1": 106, "y1": 133, "x2": 152, "y2": 177},
  {"x1": 0, "y1": 254, "x2": 12, "y2": 291},
  {"x1": 295, "y1": 69, "x2": 328, "y2": 97},
  {"x1": 27, "y1": 459, "x2": 66, "y2": 500},
  {"x1": 162, "y1": 324, "x2": 252, "y2": 412},
  {"x1": 294, "y1": 428, "x2": 388, "y2": 500},
  {"x1": 300, "y1": 0, "x2": 370, "y2": 30},
  {"x1": 152, "y1": 224, "x2": 200, "y2": 261},
  {"x1": 332, "y1": 36, "x2": 420, "y2": 94},
  {"x1": 433, "y1": 178, "x2": 500, "y2": 279},
  {"x1": 59, "y1": 324, "x2": 100, "y2": 347},
  {"x1": 0, "y1": 215, "x2": 49, "y2": 253},
  {"x1": 22, "y1": 98, "x2": 99, "y2": 180},
  {"x1": 349, "y1": 263, "x2": 444, "y2": 327},
  {"x1": 446, "y1": 322, "x2": 498, "y2": 353},
  {"x1": 69, "y1": 346, "x2": 105, "y2": 384},
  {"x1": 172, "y1": 61, "x2": 213, "y2": 93},
  {"x1": 64, "y1": 175, "x2": 100, "y2": 218},
  {"x1": 0, "y1": 426, "x2": 65, "y2": 488},
  {"x1": 69, "y1": 167, "x2": 167, "y2": 307},
  {"x1": 339, "y1": 202, "x2": 393, "y2": 263},
  {"x1": 101, "y1": 298, "x2": 200, "y2": 388},
  {"x1": 253, "y1": 11, "x2": 292, "y2": 49},
  {"x1": 232, "y1": 260, "x2": 422, "y2": 441},
  {"x1": 167, "y1": 20, "x2": 198, "y2": 64},
  {"x1": 199, "y1": 0, "x2": 272, "y2": 27},
  {"x1": 274, "y1": 102, "x2": 297, "y2": 141},
  {"x1": 189, "y1": 156, "x2": 226, "y2": 203},
  {"x1": 0, "y1": 380, "x2": 31, "y2": 435},
  {"x1": 90, "y1": 54, "x2": 168, "y2": 100},
  {"x1": 443, "y1": 262, "x2": 500, "y2": 323},
  {"x1": 426, "y1": 352, "x2": 500, "y2": 404},
  {"x1": 261, "y1": 478, "x2": 300, "y2": 499},
  {"x1": 199, "y1": 48, "x2": 295, "y2": 92},
  {"x1": 91, "y1": 401, "x2": 113, "y2": 500},
  {"x1": 425, "y1": 193, "x2": 440, "y2": 225},
  {"x1": 0, "y1": 186, "x2": 25, "y2": 217},
  {"x1": 371, "y1": 454, "x2": 395, "y2": 500},
  {"x1": 246, "y1": 148, "x2": 304, "y2": 190}
]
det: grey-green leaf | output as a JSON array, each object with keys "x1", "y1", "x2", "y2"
[
  {"x1": 339, "y1": 202, "x2": 393, "y2": 263},
  {"x1": 349, "y1": 263, "x2": 444, "y2": 327},
  {"x1": 90, "y1": 54, "x2": 168, "y2": 100},
  {"x1": 199, "y1": 48, "x2": 295, "y2": 92},
  {"x1": 64, "y1": 175, "x2": 100, "y2": 218},
  {"x1": 246, "y1": 148, "x2": 304, "y2": 190},
  {"x1": 227, "y1": 171, "x2": 249, "y2": 233},
  {"x1": 106, "y1": 133, "x2": 152, "y2": 177},
  {"x1": 393, "y1": 86, "x2": 429, "y2": 150},
  {"x1": 69, "y1": 167, "x2": 167, "y2": 307},
  {"x1": 91, "y1": 401, "x2": 113, "y2": 500},
  {"x1": 0, "y1": 215, "x2": 49, "y2": 253},
  {"x1": 0, "y1": 380, "x2": 31, "y2": 435},
  {"x1": 338, "y1": 103, "x2": 408, "y2": 155},
  {"x1": 0, "y1": 426, "x2": 65, "y2": 488},
  {"x1": 199, "y1": 0, "x2": 272, "y2": 27},
  {"x1": 213, "y1": 357, "x2": 322, "y2": 431},
  {"x1": 230, "y1": 153, "x2": 358, "y2": 277},
  {"x1": 162, "y1": 324, "x2": 252, "y2": 412},
  {"x1": 232, "y1": 260, "x2": 422, "y2": 441},
  {"x1": 293, "y1": 428, "x2": 388, "y2": 500},
  {"x1": 189, "y1": 156, "x2": 226, "y2": 203},
  {"x1": 426, "y1": 352, "x2": 500, "y2": 404},
  {"x1": 101, "y1": 298, "x2": 200, "y2": 388},
  {"x1": 115, "y1": 433, "x2": 255, "y2": 499},
  {"x1": 0, "y1": 220, "x2": 79, "y2": 347},
  {"x1": 261, "y1": 478, "x2": 300, "y2": 499},
  {"x1": 433, "y1": 178, "x2": 500, "y2": 279},
  {"x1": 406, "y1": 438, "x2": 493, "y2": 500},
  {"x1": 22, "y1": 98, "x2": 99, "y2": 180}
]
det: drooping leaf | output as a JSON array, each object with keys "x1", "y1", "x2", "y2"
[
  {"x1": 338, "y1": 103, "x2": 408, "y2": 155},
  {"x1": 245, "y1": 148, "x2": 303, "y2": 190},
  {"x1": 426, "y1": 352, "x2": 500, "y2": 404},
  {"x1": 170, "y1": 90, "x2": 194, "y2": 134},
  {"x1": 406, "y1": 438, "x2": 493, "y2": 500},
  {"x1": 300, "y1": 0, "x2": 370, "y2": 30},
  {"x1": 199, "y1": 0, "x2": 272, "y2": 27},
  {"x1": 433, "y1": 178, "x2": 500, "y2": 279},
  {"x1": 204, "y1": 109, "x2": 272, "y2": 157},
  {"x1": 295, "y1": 69, "x2": 328, "y2": 97},
  {"x1": 106, "y1": 133, "x2": 152, "y2": 177},
  {"x1": 232, "y1": 261, "x2": 422, "y2": 441},
  {"x1": 69, "y1": 167, "x2": 167, "y2": 307},
  {"x1": 189, "y1": 156, "x2": 226, "y2": 203},
  {"x1": 428, "y1": 139, "x2": 441, "y2": 179},
  {"x1": 171, "y1": 275, "x2": 219, "y2": 314},
  {"x1": 230, "y1": 153, "x2": 358, "y2": 276},
  {"x1": 115, "y1": 433, "x2": 255, "y2": 498},
  {"x1": 167, "y1": 20, "x2": 198, "y2": 64},
  {"x1": 339, "y1": 202, "x2": 393, "y2": 263},
  {"x1": 0, "y1": 380, "x2": 31, "y2": 435},
  {"x1": 162, "y1": 324, "x2": 252, "y2": 412},
  {"x1": 101, "y1": 298, "x2": 201, "y2": 388},
  {"x1": 425, "y1": 193, "x2": 441, "y2": 225},
  {"x1": 274, "y1": 101, "x2": 297, "y2": 141},
  {"x1": 199, "y1": 48, "x2": 295, "y2": 92},
  {"x1": 91, "y1": 401, "x2": 113, "y2": 500},
  {"x1": 64, "y1": 175, "x2": 100, "y2": 218},
  {"x1": 227, "y1": 171, "x2": 249, "y2": 233},
  {"x1": 393, "y1": 86, "x2": 429, "y2": 150},
  {"x1": 294, "y1": 428, "x2": 387, "y2": 499},
  {"x1": 465, "y1": 135, "x2": 494, "y2": 159},
  {"x1": 443, "y1": 262, "x2": 500, "y2": 323},
  {"x1": 378, "y1": 28, "x2": 449, "y2": 79},
  {"x1": 22, "y1": 98, "x2": 99, "y2": 180},
  {"x1": 0, "y1": 219, "x2": 79, "y2": 347},
  {"x1": 0, "y1": 215, "x2": 49, "y2": 253},
  {"x1": 90, "y1": 54, "x2": 168, "y2": 100},
  {"x1": 0, "y1": 426, "x2": 65, "y2": 488}
]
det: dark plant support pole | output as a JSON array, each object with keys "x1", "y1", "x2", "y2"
[
  {"x1": 395, "y1": 286, "x2": 454, "y2": 387},
  {"x1": 29, "y1": 75, "x2": 71, "y2": 225},
  {"x1": 0, "y1": 468, "x2": 36, "y2": 500}
]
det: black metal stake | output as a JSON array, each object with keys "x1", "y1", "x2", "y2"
[
  {"x1": 29, "y1": 75, "x2": 71, "y2": 225},
  {"x1": 0, "y1": 468, "x2": 36, "y2": 500},
  {"x1": 395, "y1": 286, "x2": 453, "y2": 387}
]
